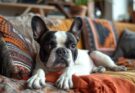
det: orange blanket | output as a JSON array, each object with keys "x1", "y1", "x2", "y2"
[{"x1": 46, "y1": 72, "x2": 135, "y2": 93}]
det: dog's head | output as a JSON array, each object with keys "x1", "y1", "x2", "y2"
[{"x1": 31, "y1": 16, "x2": 83, "y2": 70}]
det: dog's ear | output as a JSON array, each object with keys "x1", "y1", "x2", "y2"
[
  {"x1": 69, "y1": 17, "x2": 83, "y2": 41},
  {"x1": 31, "y1": 16, "x2": 48, "y2": 40}
]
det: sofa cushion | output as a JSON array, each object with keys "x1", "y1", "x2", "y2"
[
  {"x1": 113, "y1": 29, "x2": 135, "y2": 61},
  {"x1": 114, "y1": 22, "x2": 135, "y2": 36},
  {"x1": 82, "y1": 18, "x2": 118, "y2": 55}
]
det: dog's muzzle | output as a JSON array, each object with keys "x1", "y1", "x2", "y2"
[
  {"x1": 53, "y1": 47, "x2": 70, "y2": 67},
  {"x1": 56, "y1": 47, "x2": 69, "y2": 58}
]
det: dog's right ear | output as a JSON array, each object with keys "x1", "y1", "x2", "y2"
[{"x1": 31, "y1": 16, "x2": 48, "y2": 41}]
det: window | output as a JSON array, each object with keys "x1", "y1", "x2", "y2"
[{"x1": 133, "y1": 0, "x2": 135, "y2": 10}]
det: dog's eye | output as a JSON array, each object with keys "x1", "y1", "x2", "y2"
[{"x1": 70, "y1": 43, "x2": 76, "y2": 49}]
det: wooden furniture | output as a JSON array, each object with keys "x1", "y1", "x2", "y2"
[
  {"x1": 47, "y1": 2, "x2": 73, "y2": 18},
  {"x1": 0, "y1": 3, "x2": 57, "y2": 16},
  {"x1": 131, "y1": 11, "x2": 135, "y2": 23}
]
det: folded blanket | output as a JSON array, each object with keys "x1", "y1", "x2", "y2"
[{"x1": 46, "y1": 71, "x2": 135, "y2": 93}]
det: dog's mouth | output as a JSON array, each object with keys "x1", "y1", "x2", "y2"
[
  {"x1": 55, "y1": 56, "x2": 69, "y2": 66},
  {"x1": 53, "y1": 63, "x2": 67, "y2": 68},
  {"x1": 46, "y1": 56, "x2": 69, "y2": 70}
]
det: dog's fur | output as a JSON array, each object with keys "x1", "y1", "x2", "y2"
[{"x1": 26, "y1": 16, "x2": 127, "y2": 90}]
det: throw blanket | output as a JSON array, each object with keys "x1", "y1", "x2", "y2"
[
  {"x1": 45, "y1": 71, "x2": 135, "y2": 93},
  {"x1": 0, "y1": 71, "x2": 135, "y2": 93},
  {"x1": 117, "y1": 57, "x2": 135, "y2": 68}
]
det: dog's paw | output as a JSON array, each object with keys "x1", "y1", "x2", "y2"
[
  {"x1": 56, "y1": 72, "x2": 73, "y2": 90},
  {"x1": 27, "y1": 69, "x2": 46, "y2": 89},
  {"x1": 110, "y1": 66, "x2": 127, "y2": 71},
  {"x1": 93, "y1": 66, "x2": 106, "y2": 73}
]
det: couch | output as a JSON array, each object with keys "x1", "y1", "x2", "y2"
[{"x1": 0, "y1": 14, "x2": 135, "y2": 93}]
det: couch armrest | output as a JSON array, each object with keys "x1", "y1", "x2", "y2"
[{"x1": 114, "y1": 22, "x2": 135, "y2": 36}]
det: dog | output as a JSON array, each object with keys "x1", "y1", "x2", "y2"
[{"x1": 27, "y1": 16, "x2": 127, "y2": 90}]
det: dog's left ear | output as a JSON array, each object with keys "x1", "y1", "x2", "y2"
[
  {"x1": 69, "y1": 17, "x2": 83, "y2": 41},
  {"x1": 31, "y1": 16, "x2": 49, "y2": 41}
]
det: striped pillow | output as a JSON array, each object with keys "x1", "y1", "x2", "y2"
[{"x1": 0, "y1": 16, "x2": 35, "y2": 79}]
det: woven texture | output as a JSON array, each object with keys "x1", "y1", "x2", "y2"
[
  {"x1": 82, "y1": 18, "x2": 117, "y2": 55},
  {"x1": 0, "y1": 16, "x2": 34, "y2": 79}
]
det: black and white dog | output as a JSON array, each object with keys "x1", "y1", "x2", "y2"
[{"x1": 27, "y1": 16, "x2": 127, "y2": 90}]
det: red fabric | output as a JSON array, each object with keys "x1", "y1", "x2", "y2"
[
  {"x1": 117, "y1": 57, "x2": 135, "y2": 68},
  {"x1": 46, "y1": 72, "x2": 135, "y2": 93}
]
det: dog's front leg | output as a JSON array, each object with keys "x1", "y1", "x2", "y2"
[
  {"x1": 56, "y1": 67, "x2": 73, "y2": 90},
  {"x1": 27, "y1": 69, "x2": 45, "y2": 89},
  {"x1": 56, "y1": 64, "x2": 91, "y2": 90},
  {"x1": 27, "y1": 55, "x2": 46, "y2": 89}
]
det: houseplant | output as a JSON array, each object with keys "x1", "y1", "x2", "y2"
[{"x1": 70, "y1": 0, "x2": 91, "y2": 17}]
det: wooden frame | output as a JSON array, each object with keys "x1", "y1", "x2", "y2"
[{"x1": 0, "y1": 3, "x2": 57, "y2": 16}]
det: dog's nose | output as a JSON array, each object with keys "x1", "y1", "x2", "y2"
[{"x1": 56, "y1": 48, "x2": 68, "y2": 56}]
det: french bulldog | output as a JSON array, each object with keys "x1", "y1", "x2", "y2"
[{"x1": 27, "y1": 16, "x2": 127, "y2": 90}]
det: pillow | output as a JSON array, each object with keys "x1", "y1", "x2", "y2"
[
  {"x1": 113, "y1": 29, "x2": 135, "y2": 61},
  {"x1": 0, "y1": 16, "x2": 35, "y2": 79},
  {"x1": 82, "y1": 18, "x2": 118, "y2": 56}
]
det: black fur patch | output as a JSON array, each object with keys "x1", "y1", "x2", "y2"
[
  {"x1": 39, "y1": 31, "x2": 57, "y2": 63},
  {"x1": 65, "y1": 32, "x2": 78, "y2": 61}
]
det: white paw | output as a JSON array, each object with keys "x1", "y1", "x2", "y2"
[
  {"x1": 93, "y1": 66, "x2": 106, "y2": 73},
  {"x1": 27, "y1": 69, "x2": 46, "y2": 89},
  {"x1": 56, "y1": 71, "x2": 73, "y2": 90}
]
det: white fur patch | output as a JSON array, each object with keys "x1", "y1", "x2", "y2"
[
  {"x1": 55, "y1": 31, "x2": 67, "y2": 48},
  {"x1": 74, "y1": 49, "x2": 94, "y2": 75},
  {"x1": 27, "y1": 69, "x2": 45, "y2": 89},
  {"x1": 90, "y1": 51, "x2": 117, "y2": 67}
]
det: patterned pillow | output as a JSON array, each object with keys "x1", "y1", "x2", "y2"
[
  {"x1": 0, "y1": 16, "x2": 35, "y2": 79},
  {"x1": 113, "y1": 29, "x2": 135, "y2": 61},
  {"x1": 82, "y1": 18, "x2": 118, "y2": 56}
]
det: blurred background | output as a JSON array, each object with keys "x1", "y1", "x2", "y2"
[{"x1": 0, "y1": 0, "x2": 134, "y2": 23}]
